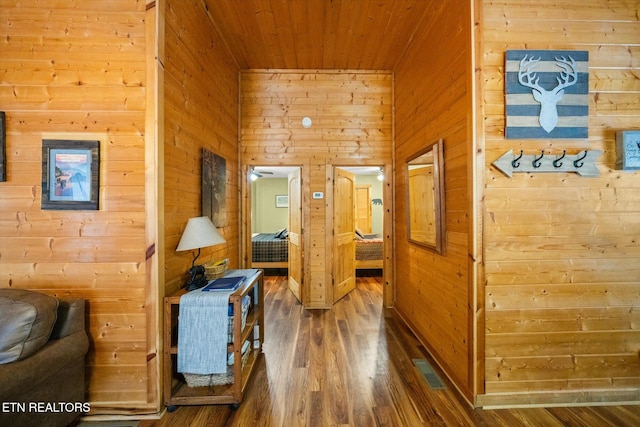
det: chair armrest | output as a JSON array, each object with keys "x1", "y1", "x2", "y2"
[{"x1": 50, "y1": 298, "x2": 85, "y2": 340}]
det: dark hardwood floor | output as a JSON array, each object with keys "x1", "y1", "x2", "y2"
[{"x1": 141, "y1": 274, "x2": 640, "y2": 426}]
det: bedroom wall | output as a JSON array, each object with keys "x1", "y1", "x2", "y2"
[
  {"x1": 251, "y1": 178, "x2": 289, "y2": 233},
  {"x1": 240, "y1": 70, "x2": 394, "y2": 308},
  {"x1": 355, "y1": 175, "x2": 384, "y2": 235},
  {"x1": 0, "y1": 0, "x2": 159, "y2": 414},
  {"x1": 393, "y1": 0, "x2": 475, "y2": 403},
  {"x1": 478, "y1": 0, "x2": 640, "y2": 407}
]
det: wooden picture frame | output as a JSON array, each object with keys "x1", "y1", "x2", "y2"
[
  {"x1": 0, "y1": 112, "x2": 5, "y2": 182},
  {"x1": 505, "y1": 49, "x2": 589, "y2": 139},
  {"x1": 41, "y1": 139, "x2": 100, "y2": 210},
  {"x1": 406, "y1": 138, "x2": 446, "y2": 254},
  {"x1": 202, "y1": 148, "x2": 227, "y2": 227}
]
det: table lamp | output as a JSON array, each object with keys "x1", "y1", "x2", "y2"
[{"x1": 176, "y1": 216, "x2": 226, "y2": 290}]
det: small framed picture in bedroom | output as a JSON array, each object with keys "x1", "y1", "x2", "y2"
[{"x1": 275, "y1": 195, "x2": 288, "y2": 208}]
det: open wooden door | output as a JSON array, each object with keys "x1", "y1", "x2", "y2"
[
  {"x1": 288, "y1": 168, "x2": 303, "y2": 302},
  {"x1": 333, "y1": 168, "x2": 356, "y2": 303}
]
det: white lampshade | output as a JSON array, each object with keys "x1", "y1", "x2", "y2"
[{"x1": 176, "y1": 216, "x2": 226, "y2": 252}]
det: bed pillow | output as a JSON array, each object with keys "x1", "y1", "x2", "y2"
[
  {"x1": 0, "y1": 289, "x2": 58, "y2": 364},
  {"x1": 355, "y1": 228, "x2": 365, "y2": 240},
  {"x1": 275, "y1": 228, "x2": 288, "y2": 239}
]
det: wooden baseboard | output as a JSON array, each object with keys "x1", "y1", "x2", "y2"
[
  {"x1": 79, "y1": 408, "x2": 164, "y2": 423},
  {"x1": 477, "y1": 390, "x2": 640, "y2": 409},
  {"x1": 392, "y1": 307, "x2": 475, "y2": 408}
]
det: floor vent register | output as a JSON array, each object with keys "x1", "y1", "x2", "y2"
[{"x1": 412, "y1": 358, "x2": 446, "y2": 390}]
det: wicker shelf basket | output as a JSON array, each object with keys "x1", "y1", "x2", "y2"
[
  {"x1": 204, "y1": 259, "x2": 228, "y2": 280},
  {"x1": 183, "y1": 340, "x2": 251, "y2": 387}
]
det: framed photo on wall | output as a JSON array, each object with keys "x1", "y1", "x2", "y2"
[
  {"x1": 275, "y1": 195, "x2": 289, "y2": 208},
  {"x1": 41, "y1": 139, "x2": 100, "y2": 210}
]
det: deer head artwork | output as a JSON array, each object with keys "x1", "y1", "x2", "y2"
[{"x1": 518, "y1": 55, "x2": 578, "y2": 133}]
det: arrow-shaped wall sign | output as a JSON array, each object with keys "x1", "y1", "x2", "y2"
[{"x1": 492, "y1": 150, "x2": 602, "y2": 177}]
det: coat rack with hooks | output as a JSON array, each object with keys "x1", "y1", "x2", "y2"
[{"x1": 492, "y1": 149, "x2": 602, "y2": 177}]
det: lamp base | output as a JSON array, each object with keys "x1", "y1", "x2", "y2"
[{"x1": 185, "y1": 265, "x2": 208, "y2": 291}]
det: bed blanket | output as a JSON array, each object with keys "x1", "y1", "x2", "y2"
[{"x1": 252, "y1": 232, "x2": 288, "y2": 262}]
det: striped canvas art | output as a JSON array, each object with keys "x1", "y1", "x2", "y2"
[{"x1": 506, "y1": 50, "x2": 589, "y2": 139}]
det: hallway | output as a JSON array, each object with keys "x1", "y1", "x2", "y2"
[{"x1": 143, "y1": 275, "x2": 640, "y2": 426}]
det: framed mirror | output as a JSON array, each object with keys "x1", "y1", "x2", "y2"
[{"x1": 406, "y1": 138, "x2": 445, "y2": 253}]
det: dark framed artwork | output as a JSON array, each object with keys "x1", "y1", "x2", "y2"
[
  {"x1": 41, "y1": 139, "x2": 100, "y2": 210},
  {"x1": 0, "y1": 112, "x2": 5, "y2": 182},
  {"x1": 202, "y1": 148, "x2": 226, "y2": 227}
]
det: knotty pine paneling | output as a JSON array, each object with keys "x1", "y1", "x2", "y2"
[
  {"x1": 478, "y1": 0, "x2": 640, "y2": 407},
  {"x1": 393, "y1": 0, "x2": 474, "y2": 404},
  {"x1": 163, "y1": 0, "x2": 244, "y2": 401},
  {"x1": 203, "y1": 0, "x2": 431, "y2": 70},
  {"x1": 0, "y1": 0, "x2": 154, "y2": 415},
  {"x1": 163, "y1": 0, "x2": 240, "y2": 299},
  {"x1": 240, "y1": 70, "x2": 393, "y2": 308}
]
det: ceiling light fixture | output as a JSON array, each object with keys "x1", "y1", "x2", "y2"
[{"x1": 301, "y1": 117, "x2": 312, "y2": 128}]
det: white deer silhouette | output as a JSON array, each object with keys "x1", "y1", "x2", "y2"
[{"x1": 518, "y1": 55, "x2": 578, "y2": 133}]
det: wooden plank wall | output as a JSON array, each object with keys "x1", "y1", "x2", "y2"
[
  {"x1": 0, "y1": 0, "x2": 156, "y2": 414},
  {"x1": 163, "y1": 0, "x2": 240, "y2": 298},
  {"x1": 478, "y1": 0, "x2": 640, "y2": 407},
  {"x1": 393, "y1": 0, "x2": 474, "y2": 403},
  {"x1": 240, "y1": 70, "x2": 393, "y2": 308}
]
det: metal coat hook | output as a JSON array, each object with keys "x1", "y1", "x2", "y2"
[
  {"x1": 573, "y1": 150, "x2": 588, "y2": 168},
  {"x1": 553, "y1": 150, "x2": 566, "y2": 168},
  {"x1": 512, "y1": 150, "x2": 523, "y2": 168},
  {"x1": 493, "y1": 149, "x2": 602, "y2": 177},
  {"x1": 532, "y1": 150, "x2": 545, "y2": 168}
]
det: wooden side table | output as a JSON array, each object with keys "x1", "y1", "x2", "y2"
[{"x1": 163, "y1": 269, "x2": 264, "y2": 409}]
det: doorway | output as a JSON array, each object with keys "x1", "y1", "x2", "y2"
[
  {"x1": 332, "y1": 166, "x2": 386, "y2": 304},
  {"x1": 248, "y1": 165, "x2": 303, "y2": 302},
  {"x1": 245, "y1": 164, "x2": 392, "y2": 308}
]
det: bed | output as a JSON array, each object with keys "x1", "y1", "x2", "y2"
[
  {"x1": 251, "y1": 230, "x2": 288, "y2": 269},
  {"x1": 355, "y1": 233, "x2": 384, "y2": 269},
  {"x1": 251, "y1": 229, "x2": 383, "y2": 270}
]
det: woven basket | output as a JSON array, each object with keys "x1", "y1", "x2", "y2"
[
  {"x1": 204, "y1": 259, "x2": 228, "y2": 280},
  {"x1": 183, "y1": 341, "x2": 251, "y2": 387}
]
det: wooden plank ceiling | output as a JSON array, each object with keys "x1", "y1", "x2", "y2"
[{"x1": 203, "y1": 0, "x2": 432, "y2": 70}]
